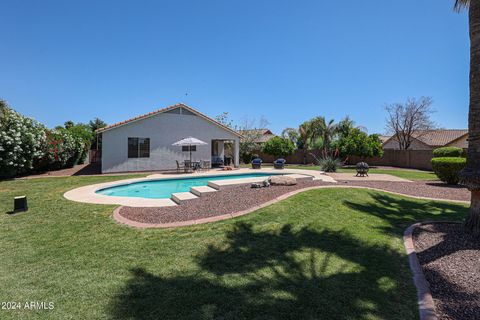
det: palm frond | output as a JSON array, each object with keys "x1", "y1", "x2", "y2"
[{"x1": 454, "y1": 0, "x2": 470, "y2": 12}]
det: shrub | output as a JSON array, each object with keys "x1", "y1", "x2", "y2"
[
  {"x1": 67, "y1": 124, "x2": 93, "y2": 164},
  {"x1": 431, "y1": 157, "x2": 466, "y2": 184},
  {"x1": 0, "y1": 105, "x2": 47, "y2": 177},
  {"x1": 262, "y1": 137, "x2": 296, "y2": 159},
  {"x1": 44, "y1": 129, "x2": 84, "y2": 170},
  {"x1": 312, "y1": 155, "x2": 342, "y2": 172},
  {"x1": 432, "y1": 147, "x2": 464, "y2": 158}
]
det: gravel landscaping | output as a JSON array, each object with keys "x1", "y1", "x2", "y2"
[
  {"x1": 119, "y1": 180, "x2": 330, "y2": 224},
  {"x1": 340, "y1": 180, "x2": 470, "y2": 202},
  {"x1": 413, "y1": 223, "x2": 480, "y2": 320},
  {"x1": 119, "y1": 178, "x2": 470, "y2": 224}
]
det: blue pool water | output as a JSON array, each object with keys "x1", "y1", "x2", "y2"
[{"x1": 96, "y1": 173, "x2": 278, "y2": 199}]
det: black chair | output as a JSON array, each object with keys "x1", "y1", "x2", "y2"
[
  {"x1": 274, "y1": 158, "x2": 286, "y2": 169},
  {"x1": 251, "y1": 158, "x2": 262, "y2": 169}
]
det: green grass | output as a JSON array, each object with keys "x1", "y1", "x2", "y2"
[
  {"x1": 0, "y1": 175, "x2": 466, "y2": 319},
  {"x1": 241, "y1": 163, "x2": 437, "y2": 181}
]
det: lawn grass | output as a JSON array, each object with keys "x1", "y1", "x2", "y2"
[
  {"x1": 0, "y1": 175, "x2": 466, "y2": 319},
  {"x1": 241, "y1": 163, "x2": 437, "y2": 181}
]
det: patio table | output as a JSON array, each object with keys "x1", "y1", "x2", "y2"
[{"x1": 184, "y1": 161, "x2": 200, "y2": 172}]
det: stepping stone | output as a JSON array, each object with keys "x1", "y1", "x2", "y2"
[
  {"x1": 190, "y1": 186, "x2": 218, "y2": 197},
  {"x1": 171, "y1": 192, "x2": 198, "y2": 204},
  {"x1": 283, "y1": 174, "x2": 313, "y2": 181}
]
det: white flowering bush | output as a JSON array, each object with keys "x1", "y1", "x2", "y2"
[
  {"x1": 45, "y1": 129, "x2": 85, "y2": 169},
  {"x1": 0, "y1": 106, "x2": 47, "y2": 177}
]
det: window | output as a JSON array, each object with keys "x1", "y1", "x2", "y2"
[
  {"x1": 182, "y1": 145, "x2": 196, "y2": 152},
  {"x1": 128, "y1": 138, "x2": 150, "y2": 158}
]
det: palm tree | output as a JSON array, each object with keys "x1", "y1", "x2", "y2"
[
  {"x1": 337, "y1": 116, "x2": 355, "y2": 139},
  {"x1": 456, "y1": 0, "x2": 480, "y2": 234},
  {"x1": 281, "y1": 127, "x2": 300, "y2": 147},
  {"x1": 309, "y1": 117, "x2": 337, "y2": 155},
  {"x1": 298, "y1": 121, "x2": 312, "y2": 164}
]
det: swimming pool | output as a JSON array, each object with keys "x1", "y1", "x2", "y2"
[{"x1": 96, "y1": 173, "x2": 278, "y2": 199}]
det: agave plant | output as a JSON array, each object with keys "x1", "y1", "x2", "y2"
[{"x1": 311, "y1": 152, "x2": 342, "y2": 173}]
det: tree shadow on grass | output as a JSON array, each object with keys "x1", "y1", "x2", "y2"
[
  {"x1": 109, "y1": 222, "x2": 418, "y2": 320},
  {"x1": 342, "y1": 192, "x2": 468, "y2": 238}
]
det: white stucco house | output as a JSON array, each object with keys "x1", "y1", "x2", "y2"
[{"x1": 96, "y1": 103, "x2": 241, "y2": 173}]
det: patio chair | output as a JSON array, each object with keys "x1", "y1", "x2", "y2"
[
  {"x1": 200, "y1": 160, "x2": 211, "y2": 171},
  {"x1": 176, "y1": 160, "x2": 185, "y2": 173},
  {"x1": 274, "y1": 158, "x2": 286, "y2": 169},
  {"x1": 251, "y1": 158, "x2": 262, "y2": 169}
]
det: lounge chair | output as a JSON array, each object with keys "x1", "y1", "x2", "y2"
[
  {"x1": 211, "y1": 156, "x2": 224, "y2": 167},
  {"x1": 251, "y1": 158, "x2": 262, "y2": 169},
  {"x1": 274, "y1": 158, "x2": 286, "y2": 169}
]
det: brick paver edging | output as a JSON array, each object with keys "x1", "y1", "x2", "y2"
[
  {"x1": 403, "y1": 221, "x2": 462, "y2": 320},
  {"x1": 112, "y1": 185, "x2": 469, "y2": 229}
]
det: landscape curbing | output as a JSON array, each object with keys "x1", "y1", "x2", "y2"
[
  {"x1": 403, "y1": 221, "x2": 463, "y2": 320},
  {"x1": 112, "y1": 185, "x2": 469, "y2": 229},
  {"x1": 404, "y1": 223, "x2": 439, "y2": 320}
]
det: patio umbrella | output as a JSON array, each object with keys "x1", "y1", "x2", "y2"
[{"x1": 172, "y1": 136, "x2": 207, "y2": 163}]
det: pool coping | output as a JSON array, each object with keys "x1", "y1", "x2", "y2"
[
  {"x1": 112, "y1": 185, "x2": 469, "y2": 229},
  {"x1": 63, "y1": 168, "x2": 336, "y2": 207}
]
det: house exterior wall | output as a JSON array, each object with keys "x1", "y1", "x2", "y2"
[
  {"x1": 101, "y1": 112, "x2": 239, "y2": 173},
  {"x1": 446, "y1": 135, "x2": 468, "y2": 149}
]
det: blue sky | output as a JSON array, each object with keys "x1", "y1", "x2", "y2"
[{"x1": 0, "y1": 0, "x2": 469, "y2": 134}]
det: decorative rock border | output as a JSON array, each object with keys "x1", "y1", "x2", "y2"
[{"x1": 112, "y1": 185, "x2": 469, "y2": 229}]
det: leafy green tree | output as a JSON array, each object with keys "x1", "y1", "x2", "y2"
[
  {"x1": 64, "y1": 120, "x2": 74, "y2": 129},
  {"x1": 88, "y1": 118, "x2": 107, "y2": 150},
  {"x1": 262, "y1": 136, "x2": 295, "y2": 159},
  {"x1": 336, "y1": 128, "x2": 383, "y2": 160},
  {"x1": 88, "y1": 118, "x2": 107, "y2": 132}
]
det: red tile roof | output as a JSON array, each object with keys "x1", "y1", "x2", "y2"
[
  {"x1": 412, "y1": 129, "x2": 468, "y2": 147},
  {"x1": 382, "y1": 129, "x2": 468, "y2": 148},
  {"x1": 96, "y1": 103, "x2": 242, "y2": 137}
]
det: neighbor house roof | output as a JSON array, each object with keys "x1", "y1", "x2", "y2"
[
  {"x1": 238, "y1": 129, "x2": 276, "y2": 143},
  {"x1": 378, "y1": 135, "x2": 391, "y2": 144},
  {"x1": 382, "y1": 129, "x2": 468, "y2": 148},
  {"x1": 96, "y1": 103, "x2": 242, "y2": 137},
  {"x1": 412, "y1": 129, "x2": 468, "y2": 147}
]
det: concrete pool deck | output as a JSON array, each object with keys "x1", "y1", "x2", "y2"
[{"x1": 63, "y1": 168, "x2": 337, "y2": 207}]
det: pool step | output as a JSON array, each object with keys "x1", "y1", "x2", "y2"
[
  {"x1": 190, "y1": 186, "x2": 218, "y2": 197},
  {"x1": 171, "y1": 192, "x2": 198, "y2": 204}
]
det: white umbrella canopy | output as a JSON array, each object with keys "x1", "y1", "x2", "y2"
[
  {"x1": 172, "y1": 137, "x2": 208, "y2": 163},
  {"x1": 172, "y1": 137, "x2": 208, "y2": 146}
]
